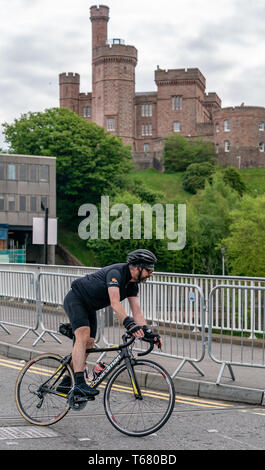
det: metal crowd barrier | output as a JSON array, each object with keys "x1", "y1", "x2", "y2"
[
  {"x1": 208, "y1": 284, "x2": 265, "y2": 384},
  {"x1": 0, "y1": 270, "x2": 43, "y2": 344},
  {"x1": 36, "y1": 272, "x2": 103, "y2": 347},
  {"x1": 102, "y1": 280, "x2": 206, "y2": 378}
]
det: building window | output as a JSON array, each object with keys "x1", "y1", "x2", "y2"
[
  {"x1": 216, "y1": 144, "x2": 219, "y2": 154},
  {"x1": 0, "y1": 163, "x2": 4, "y2": 180},
  {"x1": 172, "y1": 96, "x2": 183, "y2": 110},
  {"x1": 173, "y1": 122, "x2": 181, "y2": 132},
  {"x1": 8, "y1": 164, "x2": 16, "y2": 180},
  {"x1": 225, "y1": 140, "x2": 230, "y2": 152},
  {"x1": 30, "y1": 196, "x2": 37, "y2": 212},
  {"x1": 216, "y1": 123, "x2": 219, "y2": 133},
  {"x1": 19, "y1": 164, "x2": 27, "y2": 181},
  {"x1": 20, "y1": 195, "x2": 26, "y2": 211},
  {"x1": 259, "y1": 122, "x2": 264, "y2": 131},
  {"x1": 107, "y1": 118, "x2": 115, "y2": 131},
  {"x1": 29, "y1": 165, "x2": 37, "y2": 182},
  {"x1": 143, "y1": 143, "x2": 150, "y2": 153},
  {"x1": 141, "y1": 104, "x2": 152, "y2": 117},
  {"x1": 224, "y1": 120, "x2": 230, "y2": 132},
  {"x1": 40, "y1": 165, "x2": 49, "y2": 182},
  {"x1": 142, "y1": 124, "x2": 152, "y2": 136},
  {"x1": 0, "y1": 196, "x2": 4, "y2": 211},
  {"x1": 83, "y1": 106, "x2": 91, "y2": 118},
  {"x1": 259, "y1": 142, "x2": 264, "y2": 152},
  {"x1": 8, "y1": 196, "x2": 15, "y2": 211}
]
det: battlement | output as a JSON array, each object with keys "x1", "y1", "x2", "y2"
[
  {"x1": 204, "y1": 92, "x2": 222, "y2": 108},
  {"x1": 90, "y1": 5, "x2": 109, "y2": 20},
  {"x1": 155, "y1": 67, "x2": 206, "y2": 88},
  {"x1": 93, "y1": 43, "x2": 137, "y2": 63},
  {"x1": 59, "y1": 72, "x2": 80, "y2": 84}
]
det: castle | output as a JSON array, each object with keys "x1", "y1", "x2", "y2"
[{"x1": 59, "y1": 5, "x2": 265, "y2": 170}]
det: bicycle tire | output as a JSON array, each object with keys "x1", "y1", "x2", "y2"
[
  {"x1": 104, "y1": 359, "x2": 175, "y2": 437},
  {"x1": 15, "y1": 353, "x2": 74, "y2": 426}
]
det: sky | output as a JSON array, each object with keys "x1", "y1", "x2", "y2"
[{"x1": 1, "y1": 0, "x2": 265, "y2": 149}]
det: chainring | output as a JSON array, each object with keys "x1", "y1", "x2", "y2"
[{"x1": 68, "y1": 392, "x2": 94, "y2": 411}]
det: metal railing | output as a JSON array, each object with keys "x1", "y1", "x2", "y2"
[
  {"x1": 2, "y1": 266, "x2": 265, "y2": 383},
  {"x1": 208, "y1": 284, "x2": 265, "y2": 384}
]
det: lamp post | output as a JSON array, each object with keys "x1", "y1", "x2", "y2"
[{"x1": 41, "y1": 202, "x2": 49, "y2": 265}]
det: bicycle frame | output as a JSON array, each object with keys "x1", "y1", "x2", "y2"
[{"x1": 57, "y1": 335, "x2": 152, "y2": 398}]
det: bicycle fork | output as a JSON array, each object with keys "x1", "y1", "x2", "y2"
[{"x1": 125, "y1": 358, "x2": 143, "y2": 400}]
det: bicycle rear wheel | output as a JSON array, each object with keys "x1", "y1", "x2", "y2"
[
  {"x1": 15, "y1": 353, "x2": 74, "y2": 426},
  {"x1": 104, "y1": 359, "x2": 175, "y2": 437}
]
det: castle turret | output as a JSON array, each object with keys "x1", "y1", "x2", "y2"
[
  {"x1": 90, "y1": 5, "x2": 109, "y2": 51},
  {"x1": 59, "y1": 73, "x2": 80, "y2": 114}
]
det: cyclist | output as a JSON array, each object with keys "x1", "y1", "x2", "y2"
[{"x1": 58, "y1": 249, "x2": 161, "y2": 399}]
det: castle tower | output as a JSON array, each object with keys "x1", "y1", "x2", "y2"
[
  {"x1": 90, "y1": 5, "x2": 137, "y2": 147},
  {"x1": 59, "y1": 73, "x2": 80, "y2": 114}
]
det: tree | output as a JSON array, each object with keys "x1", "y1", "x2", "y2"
[
  {"x1": 191, "y1": 174, "x2": 240, "y2": 274},
  {"x1": 181, "y1": 161, "x2": 215, "y2": 194},
  {"x1": 2, "y1": 108, "x2": 133, "y2": 228},
  {"x1": 163, "y1": 134, "x2": 216, "y2": 172},
  {"x1": 222, "y1": 166, "x2": 246, "y2": 196},
  {"x1": 221, "y1": 195, "x2": 265, "y2": 277}
]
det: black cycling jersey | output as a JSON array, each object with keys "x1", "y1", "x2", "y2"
[{"x1": 71, "y1": 263, "x2": 139, "y2": 311}]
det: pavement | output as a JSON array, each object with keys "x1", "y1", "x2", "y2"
[{"x1": 1, "y1": 324, "x2": 265, "y2": 407}]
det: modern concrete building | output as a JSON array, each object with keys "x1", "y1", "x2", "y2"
[{"x1": 0, "y1": 153, "x2": 56, "y2": 264}]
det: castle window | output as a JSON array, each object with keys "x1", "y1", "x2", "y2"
[
  {"x1": 107, "y1": 118, "x2": 115, "y2": 131},
  {"x1": 144, "y1": 143, "x2": 150, "y2": 153},
  {"x1": 142, "y1": 124, "x2": 152, "y2": 136},
  {"x1": 216, "y1": 144, "x2": 219, "y2": 154},
  {"x1": 83, "y1": 107, "x2": 91, "y2": 118},
  {"x1": 259, "y1": 142, "x2": 264, "y2": 152},
  {"x1": 259, "y1": 122, "x2": 264, "y2": 131},
  {"x1": 173, "y1": 122, "x2": 181, "y2": 132},
  {"x1": 224, "y1": 140, "x2": 230, "y2": 152},
  {"x1": 216, "y1": 123, "x2": 219, "y2": 133},
  {"x1": 141, "y1": 104, "x2": 152, "y2": 117},
  {"x1": 224, "y1": 120, "x2": 230, "y2": 132},
  {"x1": 172, "y1": 96, "x2": 183, "y2": 110}
]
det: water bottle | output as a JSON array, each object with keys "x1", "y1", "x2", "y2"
[{"x1": 93, "y1": 361, "x2": 106, "y2": 379}]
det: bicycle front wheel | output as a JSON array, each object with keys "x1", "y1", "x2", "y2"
[
  {"x1": 104, "y1": 359, "x2": 175, "y2": 437},
  {"x1": 15, "y1": 353, "x2": 74, "y2": 426}
]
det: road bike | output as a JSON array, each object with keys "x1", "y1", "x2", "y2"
[{"x1": 15, "y1": 327, "x2": 175, "y2": 437}]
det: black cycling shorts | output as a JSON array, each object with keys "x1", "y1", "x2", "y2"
[{"x1": 63, "y1": 289, "x2": 97, "y2": 338}]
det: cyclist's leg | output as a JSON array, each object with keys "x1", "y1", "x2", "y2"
[{"x1": 63, "y1": 293, "x2": 99, "y2": 398}]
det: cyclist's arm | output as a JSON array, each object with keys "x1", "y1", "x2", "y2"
[
  {"x1": 108, "y1": 287, "x2": 144, "y2": 338},
  {"x1": 128, "y1": 296, "x2": 147, "y2": 327},
  {"x1": 108, "y1": 286, "x2": 128, "y2": 323}
]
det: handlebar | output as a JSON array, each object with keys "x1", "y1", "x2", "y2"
[{"x1": 121, "y1": 334, "x2": 157, "y2": 357}]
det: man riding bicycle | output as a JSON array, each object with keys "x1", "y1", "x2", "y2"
[{"x1": 58, "y1": 249, "x2": 161, "y2": 399}]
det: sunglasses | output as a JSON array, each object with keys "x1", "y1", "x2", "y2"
[{"x1": 144, "y1": 267, "x2": 154, "y2": 274}]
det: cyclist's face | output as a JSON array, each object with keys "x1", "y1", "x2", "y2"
[{"x1": 139, "y1": 267, "x2": 154, "y2": 282}]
